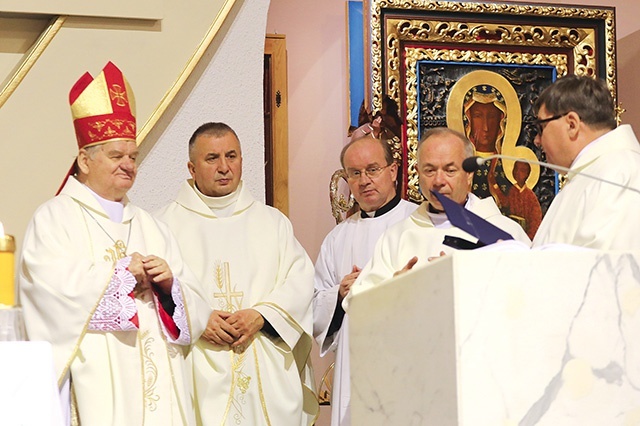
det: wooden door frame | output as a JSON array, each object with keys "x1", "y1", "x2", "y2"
[{"x1": 264, "y1": 34, "x2": 289, "y2": 215}]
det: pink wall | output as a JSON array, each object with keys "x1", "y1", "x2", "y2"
[{"x1": 267, "y1": 0, "x2": 349, "y2": 264}]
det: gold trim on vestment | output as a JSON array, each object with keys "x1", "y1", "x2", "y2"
[
  {"x1": 253, "y1": 301, "x2": 306, "y2": 339},
  {"x1": 253, "y1": 342, "x2": 272, "y2": 426},
  {"x1": 0, "y1": 15, "x2": 67, "y2": 109},
  {"x1": 140, "y1": 329, "x2": 160, "y2": 412},
  {"x1": 221, "y1": 344, "x2": 251, "y2": 424}
]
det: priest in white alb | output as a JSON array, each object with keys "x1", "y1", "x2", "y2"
[
  {"x1": 346, "y1": 127, "x2": 530, "y2": 301},
  {"x1": 313, "y1": 134, "x2": 416, "y2": 426},
  {"x1": 531, "y1": 74, "x2": 640, "y2": 250},
  {"x1": 19, "y1": 62, "x2": 209, "y2": 425},
  {"x1": 156, "y1": 122, "x2": 318, "y2": 425}
]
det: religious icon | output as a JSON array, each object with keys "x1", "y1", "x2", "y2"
[{"x1": 447, "y1": 70, "x2": 543, "y2": 237}]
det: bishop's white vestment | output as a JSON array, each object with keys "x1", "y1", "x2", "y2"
[
  {"x1": 533, "y1": 124, "x2": 640, "y2": 250},
  {"x1": 347, "y1": 194, "x2": 531, "y2": 301},
  {"x1": 20, "y1": 177, "x2": 210, "y2": 425},
  {"x1": 156, "y1": 180, "x2": 318, "y2": 426},
  {"x1": 314, "y1": 198, "x2": 417, "y2": 426}
]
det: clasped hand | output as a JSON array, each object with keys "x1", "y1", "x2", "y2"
[
  {"x1": 201, "y1": 309, "x2": 264, "y2": 349},
  {"x1": 128, "y1": 252, "x2": 174, "y2": 295}
]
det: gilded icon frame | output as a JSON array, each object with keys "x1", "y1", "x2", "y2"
[{"x1": 363, "y1": 0, "x2": 617, "y2": 217}]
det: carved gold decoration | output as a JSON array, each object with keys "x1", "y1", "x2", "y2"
[
  {"x1": 615, "y1": 104, "x2": 626, "y2": 126},
  {"x1": 403, "y1": 47, "x2": 568, "y2": 201},
  {"x1": 318, "y1": 362, "x2": 335, "y2": 405},
  {"x1": 368, "y1": 0, "x2": 616, "y2": 111},
  {"x1": 387, "y1": 18, "x2": 585, "y2": 106},
  {"x1": 329, "y1": 169, "x2": 355, "y2": 224},
  {"x1": 367, "y1": 0, "x2": 616, "y2": 201}
]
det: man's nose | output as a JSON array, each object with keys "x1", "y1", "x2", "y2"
[
  {"x1": 121, "y1": 156, "x2": 136, "y2": 170},
  {"x1": 533, "y1": 133, "x2": 541, "y2": 147},
  {"x1": 432, "y1": 170, "x2": 446, "y2": 185},
  {"x1": 356, "y1": 172, "x2": 373, "y2": 184},
  {"x1": 218, "y1": 157, "x2": 230, "y2": 173}
]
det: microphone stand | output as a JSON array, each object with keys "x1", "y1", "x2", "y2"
[{"x1": 464, "y1": 154, "x2": 640, "y2": 196}]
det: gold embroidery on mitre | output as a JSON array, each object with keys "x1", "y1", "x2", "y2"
[
  {"x1": 91, "y1": 121, "x2": 106, "y2": 132},
  {"x1": 140, "y1": 330, "x2": 160, "y2": 412},
  {"x1": 104, "y1": 240, "x2": 127, "y2": 262},
  {"x1": 213, "y1": 261, "x2": 244, "y2": 313},
  {"x1": 71, "y1": 73, "x2": 111, "y2": 120},
  {"x1": 86, "y1": 118, "x2": 136, "y2": 142},
  {"x1": 109, "y1": 83, "x2": 128, "y2": 106}
]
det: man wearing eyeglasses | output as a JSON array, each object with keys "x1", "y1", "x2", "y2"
[
  {"x1": 531, "y1": 75, "x2": 640, "y2": 249},
  {"x1": 345, "y1": 127, "x2": 530, "y2": 299},
  {"x1": 313, "y1": 134, "x2": 417, "y2": 426}
]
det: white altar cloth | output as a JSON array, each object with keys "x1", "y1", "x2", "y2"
[{"x1": 0, "y1": 341, "x2": 64, "y2": 426}]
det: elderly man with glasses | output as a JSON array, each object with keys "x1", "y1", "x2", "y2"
[
  {"x1": 344, "y1": 127, "x2": 530, "y2": 299},
  {"x1": 531, "y1": 74, "x2": 640, "y2": 249}
]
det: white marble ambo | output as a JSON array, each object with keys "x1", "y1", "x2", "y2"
[{"x1": 348, "y1": 250, "x2": 640, "y2": 426}]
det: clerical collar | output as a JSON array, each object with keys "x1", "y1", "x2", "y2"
[
  {"x1": 194, "y1": 182, "x2": 241, "y2": 217},
  {"x1": 426, "y1": 195, "x2": 470, "y2": 226},
  {"x1": 360, "y1": 193, "x2": 401, "y2": 219},
  {"x1": 427, "y1": 203, "x2": 444, "y2": 214},
  {"x1": 84, "y1": 184, "x2": 124, "y2": 222}
]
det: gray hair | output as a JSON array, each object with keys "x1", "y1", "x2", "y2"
[
  {"x1": 188, "y1": 122, "x2": 240, "y2": 161},
  {"x1": 417, "y1": 127, "x2": 474, "y2": 159}
]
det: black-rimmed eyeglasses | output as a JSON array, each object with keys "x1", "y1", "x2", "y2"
[
  {"x1": 345, "y1": 164, "x2": 392, "y2": 180},
  {"x1": 532, "y1": 113, "x2": 568, "y2": 136}
]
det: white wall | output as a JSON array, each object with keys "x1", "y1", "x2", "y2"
[{"x1": 130, "y1": 0, "x2": 270, "y2": 210}]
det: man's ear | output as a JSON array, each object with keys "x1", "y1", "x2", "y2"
[
  {"x1": 389, "y1": 161, "x2": 398, "y2": 182},
  {"x1": 77, "y1": 149, "x2": 90, "y2": 175},
  {"x1": 566, "y1": 111, "x2": 581, "y2": 140},
  {"x1": 187, "y1": 161, "x2": 196, "y2": 180}
]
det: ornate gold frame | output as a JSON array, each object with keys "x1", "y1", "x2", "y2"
[{"x1": 365, "y1": 0, "x2": 616, "y2": 202}]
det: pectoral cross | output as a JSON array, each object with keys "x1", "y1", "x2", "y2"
[{"x1": 213, "y1": 262, "x2": 244, "y2": 313}]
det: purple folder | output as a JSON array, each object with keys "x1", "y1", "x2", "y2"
[{"x1": 433, "y1": 191, "x2": 513, "y2": 245}]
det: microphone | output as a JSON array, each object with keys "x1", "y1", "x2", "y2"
[{"x1": 462, "y1": 154, "x2": 640, "y2": 195}]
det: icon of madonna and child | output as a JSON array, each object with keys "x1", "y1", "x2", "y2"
[{"x1": 446, "y1": 70, "x2": 542, "y2": 239}]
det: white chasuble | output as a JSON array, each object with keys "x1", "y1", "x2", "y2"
[
  {"x1": 533, "y1": 124, "x2": 640, "y2": 250},
  {"x1": 156, "y1": 180, "x2": 318, "y2": 426},
  {"x1": 347, "y1": 194, "x2": 531, "y2": 302},
  {"x1": 20, "y1": 177, "x2": 209, "y2": 425},
  {"x1": 313, "y1": 199, "x2": 417, "y2": 426}
]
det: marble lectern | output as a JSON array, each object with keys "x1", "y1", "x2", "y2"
[{"x1": 348, "y1": 250, "x2": 640, "y2": 425}]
